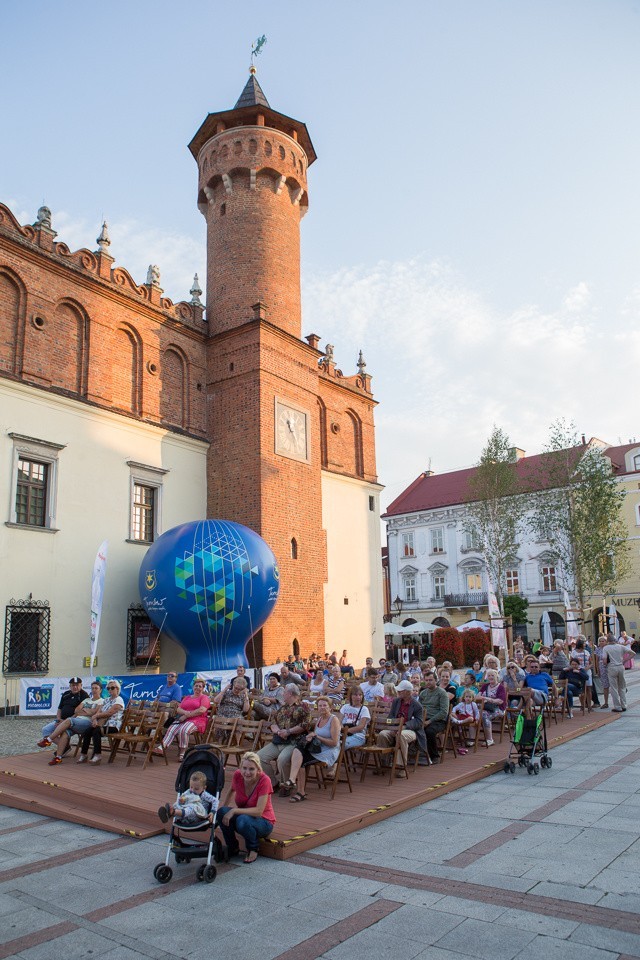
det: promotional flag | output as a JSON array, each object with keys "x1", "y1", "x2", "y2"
[
  {"x1": 487, "y1": 575, "x2": 506, "y2": 649},
  {"x1": 90, "y1": 540, "x2": 108, "y2": 678},
  {"x1": 564, "y1": 589, "x2": 580, "y2": 639}
]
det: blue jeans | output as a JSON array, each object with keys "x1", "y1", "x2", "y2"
[{"x1": 216, "y1": 806, "x2": 273, "y2": 853}]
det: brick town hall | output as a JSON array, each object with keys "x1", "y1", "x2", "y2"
[{"x1": 0, "y1": 69, "x2": 384, "y2": 679}]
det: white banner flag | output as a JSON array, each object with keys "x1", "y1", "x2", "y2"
[
  {"x1": 487, "y1": 575, "x2": 507, "y2": 649},
  {"x1": 90, "y1": 540, "x2": 108, "y2": 678},
  {"x1": 564, "y1": 589, "x2": 580, "y2": 639}
]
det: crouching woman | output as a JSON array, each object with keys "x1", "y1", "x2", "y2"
[{"x1": 216, "y1": 752, "x2": 276, "y2": 864}]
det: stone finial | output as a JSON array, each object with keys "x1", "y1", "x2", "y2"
[
  {"x1": 146, "y1": 264, "x2": 161, "y2": 287},
  {"x1": 357, "y1": 350, "x2": 366, "y2": 375},
  {"x1": 190, "y1": 273, "x2": 203, "y2": 306},
  {"x1": 35, "y1": 205, "x2": 52, "y2": 228},
  {"x1": 324, "y1": 343, "x2": 334, "y2": 363},
  {"x1": 96, "y1": 221, "x2": 111, "y2": 253}
]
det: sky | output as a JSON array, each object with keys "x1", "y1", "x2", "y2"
[{"x1": 2, "y1": 0, "x2": 639, "y2": 515}]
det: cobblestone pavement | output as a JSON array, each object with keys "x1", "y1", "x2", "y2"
[
  {"x1": 0, "y1": 679, "x2": 639, "y2": 959},
  {"x1": 0, "y1": 717, "x2": 42, "y2": 756}
]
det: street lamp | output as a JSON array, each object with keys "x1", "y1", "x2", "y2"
[{"x1": 393, "y1": 595, "x2": 404, "y2": 621}]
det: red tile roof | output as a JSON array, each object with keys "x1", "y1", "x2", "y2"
[{"x1": 383, "y1": 441, "x2": 638, "y2": 518}]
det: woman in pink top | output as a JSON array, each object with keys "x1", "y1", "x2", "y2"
[
  {"x1": 158, "y1": 678, "x2": 210, "y2": 760},
  {"x1": 217, "y1": 751, "x2": 275, "y2": 864}
]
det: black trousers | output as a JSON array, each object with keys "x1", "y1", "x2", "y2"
[{"x1": 81, "y1": 725, "x2": 118, "y2": 756}]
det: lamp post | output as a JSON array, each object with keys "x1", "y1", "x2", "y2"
[{"x1": 393, "y1": 595, "x2": 404, "y2": 622}]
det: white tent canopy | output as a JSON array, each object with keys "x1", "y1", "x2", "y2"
[
  {"x1": 398, "y1": 620, "x2": 440, "y2": 635},
  {"x1": 383, "y1": 622, "x2": 404, "y2": 636},
  {"x1": 456, "y1": 619, "x2": 490, "y2": 632}
]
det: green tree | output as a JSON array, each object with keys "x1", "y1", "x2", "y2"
[
  {"x1": 529, "y1": 420, "x2": 631, "y2": 616},
  {"x1": 503, "y1": 594, "x2": 530, "y2": 628},
  {"x1": 463, "y1": 426, "x2": 527, "y2": 615}
]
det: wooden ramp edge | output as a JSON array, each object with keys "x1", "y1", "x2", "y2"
[{"x1": 0, "y1": 709, "x2": 620, "y2": 856}]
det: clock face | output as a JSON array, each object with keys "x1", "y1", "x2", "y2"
[{"x1": 275, "y1": 401, "x2": 309, "y2": 462}]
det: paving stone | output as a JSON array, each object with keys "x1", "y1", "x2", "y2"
[
  {"x1": 0, "y1": 905, "x2": 61, "y2": 945},
  {"x1": 372, "y1": 902, "x2": 465, "y2": 943},
  {"x1": 430, "y1": 894, "x2": 508, "y2": 921},
  {"x1": 511, "y1": 933, "x2": 618, "y2": 960},
  {"x1": 433, "y1": 917, "x2": 537, "y2": 960},
  {"x1": 492, "y1": 907, "x2": 579, "y2": 938},
  {"x1": 528, "y1": 881, "x2": 604, "y2": 904},
  {"x1": 322, "y1": 927, "x2": 425, "y2": 960},
  {"x1": 12, "y1": 928, "x2": 127, "y2": 960},
  {"x1": 569, "y1": 922, "x2": 640, "y2": 957},
  {"x1": 297, "y1": 886, "x2": 377, "y2": 920}
]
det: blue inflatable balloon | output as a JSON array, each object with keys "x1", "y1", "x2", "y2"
[{"x1": 139, "y1": 520, "x2": 279, "y2": 671}]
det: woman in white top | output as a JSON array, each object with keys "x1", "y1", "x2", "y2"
[
  {"x1": 309, "y1": 669, "x2": 326, "y2": 695},
  {"x1": 46, "y1": 680, "x2": 104, "y2": 765},
  {"x1": 339, "y1": 686, "x2": 370, "y2": 749},
  {"x1": 77, "y1": 679, "x2": 125, "y2": 764}
]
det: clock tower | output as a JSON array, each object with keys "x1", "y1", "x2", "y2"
[{"x1": 189, "y1": 70, "x2": 382, "y2": 666}]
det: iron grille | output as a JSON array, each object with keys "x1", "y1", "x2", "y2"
[
  {"x1": 3, "y1": 598, "x2": 50, "y2": 674},
  {"x1": 127, "y1": 603, "x2": 160, "y2": 667}
]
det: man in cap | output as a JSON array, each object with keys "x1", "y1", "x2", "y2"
[
  {"x1": 376, "y1": 680, "x2": 428, "y2": 775},
  {"x1": 37, "y1": 677, "x2": 89, "y2": 749}
]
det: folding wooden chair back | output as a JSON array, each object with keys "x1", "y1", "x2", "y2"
[
  {"x1": 205, "y1": 716, "x2": 238, "y2": 754},
  {"x1": 217, "y1": 718, "x2": 263, "y2": 767},
  {"x1": 436, "y1": 714, "x2": 458, "y2": 763},
  {"x1": 546, "y1": 679, "x2": 567, "y2": 724},
  {"x1": 108, "y1": 706, "x2": 168, "y2": 769},
  {"x1": 358, "y1": 717, "x2": 406, "y2": 785}
]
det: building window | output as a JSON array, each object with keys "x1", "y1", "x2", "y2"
[
  {"x1": 541, "y1": 566, "x2": 557, "y2": 592},
  {"x1": 126, "y1": 604, "x2": 160, "y2": 667},
  {"x1": 466, "y1": 573, "x2": 482, "y2": 592},
  {"x1": 505, "y1": 569, "x2": 520, "y2": 595},
  {"x1": 7, "y1": 433, "x2": 65, "y2": 531},
  {"x1": 127, "y1": 461, "x2": 168, "y2": 543},
  {"x1": 369, "y1": 495, "x2": 375, "y2": 511},
  {"x1": 291, "y1": 537, "x2": 298, "y2": 559},
  {"x1": 634, "y1": 454, "x2": 640, "y2": 470},
  {"x1": 3, "y1": 598, "x2": 51, "y2": 673},
  {"x1": 430, "y1": 528, "x2": 444, "y2": 554},
  {"x1": 403, "y1": 575, "x2": 416, "y2": 602},
  {"x1": 636, "y1": 502, "x2": 640, "y2": 526},
  {"x1": 132, "y1": 484, "x2": 156, "y2": 542},
  {"x1": 433, "y1": 575, "x2": 446, "y2": 600},
  {"x1": 462, "y1": 530, "x2": 480, "y2": 551},
  {"x1": 401, "y1": 532, "x2": 415, "y2": 557}
]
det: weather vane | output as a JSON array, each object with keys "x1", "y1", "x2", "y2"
[{"x1": 251, "y1": 35, "x2": 267, "y2": 66}]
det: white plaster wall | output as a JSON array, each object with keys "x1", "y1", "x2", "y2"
[
  {"x1": 322, "y1": 471, "x2": 385, "y2": 670},
  {"x1": 0, "y1": 381, "x2": 208, "y2": 678}
]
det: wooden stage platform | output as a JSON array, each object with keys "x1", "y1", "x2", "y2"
[{"x1": 0, "y1": 710, "x2": 618, "y2": 860}]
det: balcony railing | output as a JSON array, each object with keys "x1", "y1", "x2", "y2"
[{"x1": 444, "y1": 592, "x2": 488, "y2": 607}]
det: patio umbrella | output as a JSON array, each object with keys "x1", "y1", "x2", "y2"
[
  {"x1": 608, "y1": 603, "x2": 620, "y2": 638},
  {"x1": 397, "y1": 620, "x2": 439, "y2": 635},
  {"x1": 456, "y1": 619, "x2": 490, "y2": 632},
  {"x1": 541, "y1": 610, "x2": 553, "y2": 646},
  {"x1": 384, "y1": 622, "x2": 404, "y2": 636},
  {"x1": 564, "y1": 589, "x2": 580, "y2": 640}
]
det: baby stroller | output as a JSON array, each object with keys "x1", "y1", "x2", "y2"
[
  {"x1": 503, "y1": 709, "x2": 551, "y2": 776},
  {"x1": 153, "y1": 743, "x2": 225, "y2": 885}
]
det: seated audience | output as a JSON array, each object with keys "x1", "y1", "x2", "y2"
[
  {"x1": 46, "y1": 680, "x2": 104, "y2": 765},
  {"x1": 340, "y1": 686, "x2": 371, "y2": 749},
  {"x1": 559, "y1": 658, "x2": 588, "y2": 717},
  {"x1": 360, "y1": 657, "x2": 375, "y2": 679},
  {"x1": 323, "y1": 664, "x2": 346, "y2": 703},
  {"x1": 214, "y1": 676, "x2": 251, "y2": 719},
  {"x1": 376, "y1": 680, "x2": 427, "y2": 774},
  {"x1": 155, "y1": 678, "x2": 210, "y2": 761},
  {"x1": 450, "y1": 690, "x2": 480, "y2": 754},
  {"x1": 280, "y1": 664, "x2": 305, "y2": 688},
  {"x1": 257, "y1": 684, "x2": 312, "y2": 788},
  {"x1": 287, "y1": 696, "x2": 341, "y2": 800},
  {"x1": 252, "y1": 673, "x2": 285, "y2": 721},
  {"x1": 309, "y1": 668, "x2": 327, "y2": 695},
  {"x1": 478, "y1": 669, "x2": 507, "y2": 745},
  {"x1": 418, "y1": 672, "x2": 450, "y2": 762},
  {"x1": 455, "y1": 670, "x2": 479, "y2": 701},
  {"x1": 360, "y1": 669, "x2": 385, "y2": 702},
  {"x1": 339, "y1": 650, "x2": 354, "y2": 677},
  {"x1": 523, "y1": 660, "x2": 554, "y2": 713},
  {"x1": 157, "y1": 672, "x2": 183, "y2": 705},
  {"x1": 77, "y1": 679, "x2": 125, "y2": 764},
  {"x1": 438, "y1": 669, "x2": 458, "y2": 703}
]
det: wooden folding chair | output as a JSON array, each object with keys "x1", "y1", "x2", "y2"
[
  {"x1": 203, "y1": 716, "x2": 238, "y2": 756},
  {"x1": 359, "y1": 717, "x2": 406, "y2": 785},
  {"x1": 546, "y1": 680, "x2": 567, "y2": 724},
  {"x1": 217, "y1": 719, "x2": 263, "y2": 767},
  {"x1": 436, "y1": 715, "x2": 458, "y2": 763},
  {"x1": 108, "y1": 707, "x2": 169, "y2": 769}
]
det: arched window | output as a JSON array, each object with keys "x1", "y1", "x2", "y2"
[
  {"x1": 291, "y1": 537, "x2": 298, "y2": 560},
  {"x1": 292, "y1": 638, "x2": 300, "y2": 657}
]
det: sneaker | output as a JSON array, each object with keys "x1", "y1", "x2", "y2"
[
  {"x1": 37, "y1": 737, "x2": 52, "y2": 748},
  {"x1": 157, "y1": 804, "x2": 172, "y2": 823},
  {"x1": 458, "y1": 748, "x2": 468, "y2": 755},
  {"x1": 486, "y1": 739, "x2": 494, "y2": 747},
  {"x1": 76, "y1": 755, "x2": 88, "y2": 764},
  {"x1": 567, "y1": 710, "x2": 573, "y2": 719},
  {"x1": 89, "y1": 755, "x2": 102, "y2": 764},
  {"x1": 48, "y1": 755, "x2": 62, "y2": 765}
]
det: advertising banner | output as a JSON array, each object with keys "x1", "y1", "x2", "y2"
[
  {"x1": 19, "y1": 669, "x2": 256, "y2": 715},
  {"x1": 89, "y1": 540, "x2": 108, "y2": 677}
]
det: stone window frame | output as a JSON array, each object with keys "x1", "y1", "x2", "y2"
[
  {"x1": 126, "y1": 461, "x2": 168, "y2": 544},
  {"x1": 6, "y1": 433, "x2": 65, "y2": 532}
]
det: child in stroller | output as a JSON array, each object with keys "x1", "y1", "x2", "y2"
[
  {"x1": 153, "y1": 743, "x2": 225, "y2": 885},
  {"x1": 158, "y1": 770, "x2": 215, "y2": 824}
]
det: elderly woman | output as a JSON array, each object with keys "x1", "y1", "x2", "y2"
[
  {"x1": 286, "y1": 696, "x2": 341, "y2": 802},
  {"x1": 47, "y1": 680, "x2": 104, "y2": 766},
  {"x1": 339, "y1": 686, "x2": 370, "y2": 749},
  {"x1": 323, "y1": 663, "x2": 346, "y2": 703},
  {"x1": 77, "y1": 679, "x2": 125, "y2": 764},
  {"x1": 479, "y1": 669, "x2": 507, "y2": 746},
  {"x1": 214, "y1": 676, "x2": 251, "y2": 719},
  {"x1": 217, "y1": 751, "x2": 276, "y2": 864},
  {"x1": 309, "y1": 668, "x2": 327, "y2": 696},
  {"x1": 157, "y1": 678, "x2": 210, "y2": 761}
]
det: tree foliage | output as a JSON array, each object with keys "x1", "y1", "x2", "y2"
[
  {"x1": 529, "y1": 420, "x2": 631, "y2": 612},
  {"x1": 503, "y1": 594, "x2": 530, "y2": 627},
  {"x1": 463, "y1": 426, "x2": 527, "y2": 616}
]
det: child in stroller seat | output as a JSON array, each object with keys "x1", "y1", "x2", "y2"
[{"x1": 158, "y1": 771, "x2": 215, "y2": 824}]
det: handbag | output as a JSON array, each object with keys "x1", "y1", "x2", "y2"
[{"x1": 307, "y1": 736, "x2": 323, "y2": 755}]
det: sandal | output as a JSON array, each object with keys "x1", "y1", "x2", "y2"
[
  {"x1": 289, "y1": 791, "x2": 307, "y2": 803},
  {"x1": 243, "y1": 851, "x2": 258, "y2": 864},
  {"x1": 278, "y1": 780, "x2": 295, "y2": 797},
  {"x1": 177, "y1": 753, "x2": 185, "y2": 761}
]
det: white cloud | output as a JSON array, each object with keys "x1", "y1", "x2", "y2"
[{"x1": 302, "y1": 255, "x2": 639, "y2": 510}]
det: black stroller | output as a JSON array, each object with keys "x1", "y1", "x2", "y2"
[
  {"x1": 153, "y1": 744, "x2": 226, "y2": 885},
  {"x1": 503, "y1": 709, "x2": 551, "y2": 776}
]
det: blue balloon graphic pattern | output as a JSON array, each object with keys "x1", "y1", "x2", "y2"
[{"x1": 139, "y1": 519, "x2": 280, "y2": 671}]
